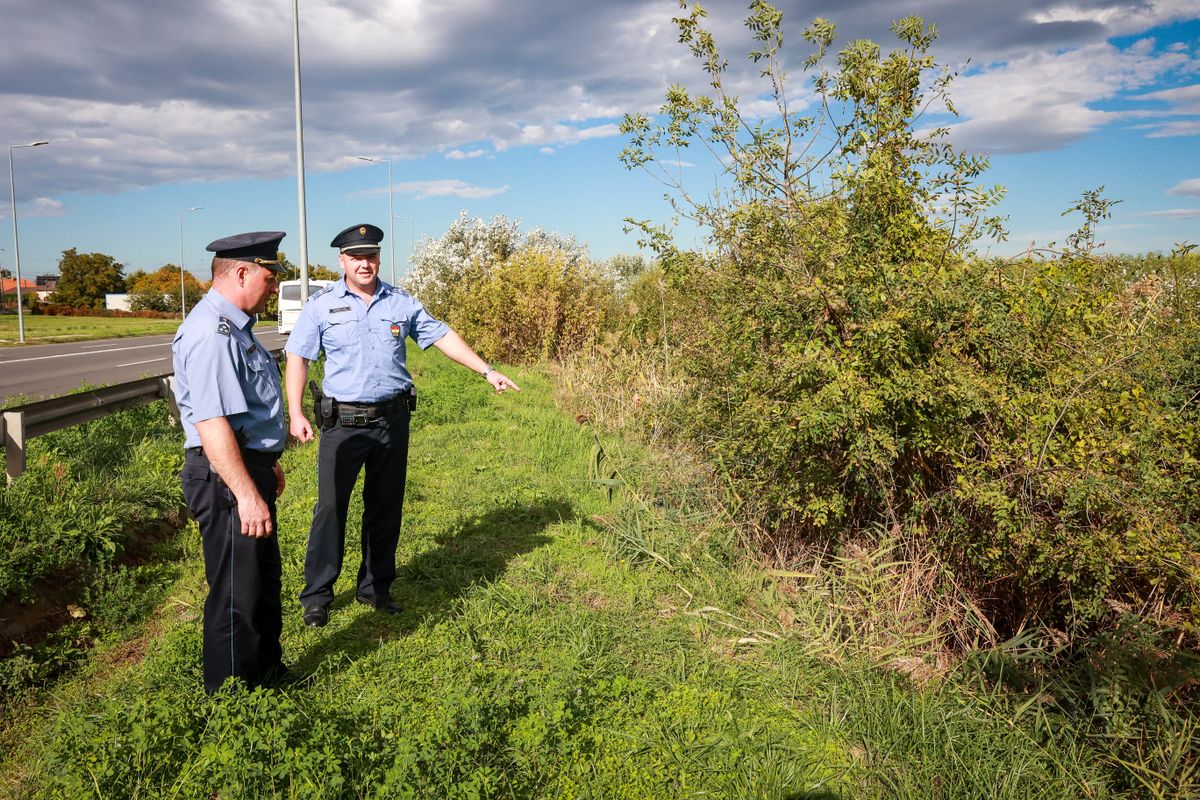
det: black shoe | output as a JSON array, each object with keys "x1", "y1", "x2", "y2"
[
  {"x1": 356, "y1": 595, "x2": 401, "y2": 615},
  {"x1": 303, "y1": 605, "x2": 329, "y2": 628},
  {"x1": 262, "y1": 664, "x2": 302, "y2": 689}
]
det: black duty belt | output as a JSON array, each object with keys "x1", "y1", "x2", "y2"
[
  {"x1": 186, "y1": 447, "x2": 281, "y2": 466},
  {"x1": 333, "y1": 393, "x2": 411, "y2": 426}
]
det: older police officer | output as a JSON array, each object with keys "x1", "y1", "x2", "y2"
[
  {"x1": 172, "y1": 231, "x2": 290, "y2": 692},
  {"x1": 285, "y1": 223, "x2": 519, "y2": 627}
]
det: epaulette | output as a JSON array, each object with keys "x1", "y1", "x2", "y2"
[
  {"x1": 216, "y1": 317, "x2": 231, "y2": 336},
  {"x1": 309, "y1": 284, "x2": 334, "y2": 301}
]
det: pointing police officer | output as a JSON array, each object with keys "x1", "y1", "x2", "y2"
[
  {"x1": 285, "y1": 223, "x2": 519, "y2": 627},
  {"x1": 172, "y1": 231, "x2": 291, "y2": 693}
]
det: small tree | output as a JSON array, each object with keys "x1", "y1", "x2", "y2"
[
  {"x1": 126, "y1": 264, "x2": 204, "y2": 313},
  {"x1": 51, "y1": 249, "x2": 126, "y2": 309}
]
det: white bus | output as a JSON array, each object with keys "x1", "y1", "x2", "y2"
[{"x1": 277, "y1": 279, "x2": 335, "y2": 334}]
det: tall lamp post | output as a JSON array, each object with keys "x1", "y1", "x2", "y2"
[
  {"x1": 8, "y1": 140, "x2": 49, "y2": 344},
  {"x1": 178, "y1": 207, "x2": 202, "y2": 318},
  {"x1": 292, "y1": 0, "x2": 311, "y2": 301},
  {"x1": 394, "y1": 214, "x2": 414, "y2": 278},
  {"x1": 356, "y1": 156, "x2": 394, "y2": 284}
]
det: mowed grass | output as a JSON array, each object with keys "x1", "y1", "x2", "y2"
[
  {"x1": 0, "y1": 314, "x2": 182, "y2": 344},
  {"x1": 0, "y1": 345, "x2": 1111, "y2": 799}
]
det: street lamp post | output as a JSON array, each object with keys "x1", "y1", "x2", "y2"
[
  {"x1": 394, "y1": 215, "x2": 414, "y2": 277},
  {"x1": 356, "y1": 156, "x2": 394, "y2": 284},
  {"x1": 292, "y1": 0, "x2": 311, "y2": 301},
  {"x1": 7, "y1": 140, "x2": 49, "y2": 344},
  {"x1": 178, "y1": 207, "x2": 202, "y2": 318}
]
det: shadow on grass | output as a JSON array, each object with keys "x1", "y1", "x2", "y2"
[{"x1": 291, "y1": 500, "x2": 567, "y2": 672}]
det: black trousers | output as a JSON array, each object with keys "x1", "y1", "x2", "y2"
[
  {"x1": 182, "y1": 450, "x2": 284, "y2": 694},
  {"x1": 300, "y1": 406, "x2": 411, "y2": 608}
]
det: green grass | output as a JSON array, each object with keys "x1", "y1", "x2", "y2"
[
  {"x1": 0, "y1": 314, "x2": 182, "y2": 344},
  {"x1": 0, "y1": 345, "x2": 1114, "y2": 798},
  {"x1": 0, "y1": 401, "x2": 185, "y2": 605}
]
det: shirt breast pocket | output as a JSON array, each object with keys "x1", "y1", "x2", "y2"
[
  {"x1": 324, "y1": 316, "x2": 358, "y2": 348},
  {"x1": 374, "y1": 318, "x2": 407, "y2": 348},
  {"x1": 244, "y1": 346, "x2": 280, "y2": 395}
]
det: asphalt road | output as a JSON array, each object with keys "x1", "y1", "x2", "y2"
[{"x1": 0, "y1": 327, "x2": 287, "y2": 407}]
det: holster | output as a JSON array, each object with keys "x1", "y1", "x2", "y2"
[{"x1": 310, "y1": 380, "x2": 336, "y2": 430}]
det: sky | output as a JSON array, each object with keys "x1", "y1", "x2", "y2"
[{"x1": 0, "y1": 0, "x2": 1197, "y2": 283}]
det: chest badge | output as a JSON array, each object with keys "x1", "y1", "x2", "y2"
[{"x1": 390, "y1": 323, "x2": 401, "y2": 338}]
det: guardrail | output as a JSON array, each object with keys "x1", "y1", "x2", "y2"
[
  {"x1": 1, "y1": 376, "x2": 179, "y2": 482},
  {"x1": 0, "y1": 348, "x2": 283, "y2": 483}
]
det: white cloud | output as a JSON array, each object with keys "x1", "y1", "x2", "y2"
[
  {"x1": 1138, "y1": 83, "x2": 1200, "y2": 110},
  {"x1": 0, "y1": 0, "x2": 1196, "y2": 199},
  {"x1": 540, "y1": 147, "x2": 556, "y2": 155},
  {"x1": 1028, "y1": 5, "x2": 1127, "y2": 26},
  {"x1": 943, "y1": 42, "x2": 1194, "y2": 153},
  {"x1": 30, "y1": 198, "x2": 66, "y2": 217},
  {"x1": 1145, "y1": 120, "x2": 1200, "y2": 137},
  {"x1": 1134, "y1": 208, "x2": 1200, "y2": 219},
  {"x1": 1168, "y1": 179, "x2": 1200, "y2": 196},
  {"x1": 393, "y1": 179, "x2": 510, "y2": 200},
  {"x1": 575, "y1": 124, "x2": 622, "y2": 141}
]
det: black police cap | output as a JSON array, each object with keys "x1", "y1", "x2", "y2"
[
  {"x1": 331, "y1": 223, "x2": 384, "y2": 254},
  {"x1": 205, "y1": 231, "x2": 287, "y2": 271}
]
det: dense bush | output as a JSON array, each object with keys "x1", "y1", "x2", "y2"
[
  {"x1": 405, "y1": 213, "x2": 612, "y2": 363},
  {"x1": 617, "y1": 4, "x2": 1200, "y2": 640},
  {"x1": 30, "y1": 303, "x2": 177, "y2": 318},
  {"x1": 448, "y1": 250, "x2": 618, "y2": 363},
  {"x1": 600, "y1": 6, "x2": 1200, "y2": 792}
]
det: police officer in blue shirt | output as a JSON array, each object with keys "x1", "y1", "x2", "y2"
[
  {"x1": 173, "y1": 231, "x2": 291, "y2": 692},
  {"x1": 285, "y1": 223, "x2": 519, "y2": 627}
]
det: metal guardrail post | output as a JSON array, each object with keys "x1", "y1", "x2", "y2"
[
  {"x1": 161, "y1": 376, "x2": 180, "y2": 425},
  {"x1": 4, "y1": 410, "x2": 26, "y2": 484}
]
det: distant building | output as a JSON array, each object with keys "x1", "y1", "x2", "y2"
[
  {"x1": 35, "y1": 274, "x2": 58, "y2": 291},
  {"x1": 105, "y1": 293, "x2": 133, "y2": 312},
  {"x1": 0, "y1": 277, "x2": 39, "y2": 304},
  {"x1": 0, "y1": 278, "x2": 37, "y2": 293}
]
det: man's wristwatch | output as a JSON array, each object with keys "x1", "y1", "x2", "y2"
[{"x1": 482, "y1": 365, "x2": 494, "y2": 379}]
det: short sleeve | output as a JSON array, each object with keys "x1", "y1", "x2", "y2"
[
  {"x1": 177, "y1": 330, "x2": 249, "y2": 422},
  {"x1": 409, "y1": 302, "x2": 449, "y2": 349},
  {"x1": 285, "y1": 301, "x2": 323, "y2": 361}
]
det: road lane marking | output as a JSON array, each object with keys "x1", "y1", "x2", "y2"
[
  {"x1": 0, "y1": 341, "x2": 170, "y2": 365},
  {"x1": 116, "y1": 357, "x2": 171, "y2": 368}
]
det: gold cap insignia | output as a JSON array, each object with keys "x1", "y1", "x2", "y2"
[{"x1": 359, "y1": 226, "x2": 367, "y2": 235}]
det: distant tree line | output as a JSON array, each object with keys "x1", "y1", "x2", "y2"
[{"x1": 23, "y1": 247, "x2": 337, "y2": 313}]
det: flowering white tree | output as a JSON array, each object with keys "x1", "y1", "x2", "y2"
[{"x1": 404, "y1": 211, "x2": 598, "y2": 314}]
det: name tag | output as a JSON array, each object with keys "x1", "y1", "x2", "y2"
[{"x1": 330, "y1": 306, "x2": 351, "y2": 314}]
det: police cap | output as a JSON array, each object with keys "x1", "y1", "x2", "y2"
[
  {"x1": 206, "y1": 231, "x2": 287, "y2": 272},
  {"x1": 331, "y1": 223, "x2": 384, "y2": 254}
]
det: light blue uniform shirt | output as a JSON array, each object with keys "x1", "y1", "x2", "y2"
[
  {"x1": 284, "y1": 277, "x2": 449, "y2": 403},
  {"x1": 172, "y1": 289, "x2": 286, "y2": 452}
]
